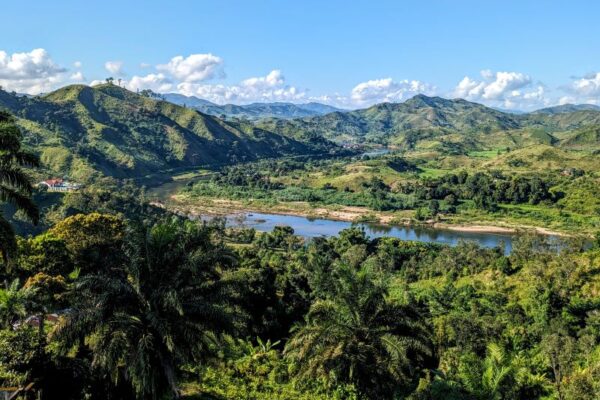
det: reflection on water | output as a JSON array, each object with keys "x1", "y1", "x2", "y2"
[{"x1": 221, "y1": 212, "x2": 522, "y2": 254}]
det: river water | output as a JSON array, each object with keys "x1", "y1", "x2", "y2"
[{"x1": 218, "y1": 212, "x2": 518, "y2": 253}]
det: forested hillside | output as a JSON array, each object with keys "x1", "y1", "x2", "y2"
[
  {"x1": 257, "y1": 94, "x2": 600, "y2": 149},
  {"x1": 0, "y1": 85, "x2": 330, "y2": 181}
]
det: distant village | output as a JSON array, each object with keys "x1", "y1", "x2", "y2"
[{"x1": 37, "y1": 178, "x2": 82, "y2": 192}]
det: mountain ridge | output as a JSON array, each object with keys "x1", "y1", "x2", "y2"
[
  {"x1": 532, "y1": 103, "x2": 600, "y2": 114},
  {"x1": 255, "y1": 94, "x2": 600, "y2": 150},
  {"x1": 0, "y1": 84, "x2": 330, "y2": 181},
  {"x1": 162, "y1": 93, "x2": 344, "y2": 120}
]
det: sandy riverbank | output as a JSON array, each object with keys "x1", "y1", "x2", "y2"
[{"x1": 161, "y1": 195, "x2": 573, "y2": 237}]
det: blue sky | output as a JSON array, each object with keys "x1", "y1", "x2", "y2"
[{"x1": 1, "y1": 0, "x2": 599, "y2": 109}]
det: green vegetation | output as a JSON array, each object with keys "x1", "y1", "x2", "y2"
[
  {"x1": 258, "y1": 94, "x2": 600, "y2": 149},
  {"x1": 0, "y1": 84, "x2": 333, "y2": 182},
  {"x1": 0, "y1": 111, "x2": 39, "y2": 260},
  {"x1": 1, "y1": 211, "x2": 600, "y2": 399},
  {"x1": 1, "y1": 93, "x2": 600, "y2": 399},
  {"x1": 177, "y1": 153, "x2": 600, "y2": 234}
]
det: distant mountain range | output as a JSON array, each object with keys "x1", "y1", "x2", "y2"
[
  {"x1": 1, "y1": 85, "x2": 599, "y2": 182},
  {"x1": 161, "y1": 93, "x2": 344, "y2": 120},
  {"x1": 532, "y1": 103, "x2": 600, "y2": 114},
  {"x1": 256, "y1": 94, "x2": 600, "y2": 151}
]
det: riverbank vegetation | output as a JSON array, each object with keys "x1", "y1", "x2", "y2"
[{"x1": 173, "y1": 151, "x2": 600, "y2": 235}]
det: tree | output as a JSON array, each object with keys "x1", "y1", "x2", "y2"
[
  {"x1": 542, "y1": 324, "x2": 576, "y2": 400},
  {"x1": 54, "y1": 220, "x2": 238, "y2": 399},
  {"x1": 458, "y1": 343, "x2": 547, "y2": 400},
  {"x1": 0, "y1": 111, "x2": 39, "y2": 261},
  {"x1": 458, "y1": 343, "x2": 513, "y2": 400},
  {"x1": 0, "y1": 279, "x2": 28, "y2": 329},
  {"x1": 429, "y1": 200, "x2": 440, "y2": 216},
  {"x1": 16, "y1": 233, "x2": 73, "y2": 278},
  {"x1": 49, "y1": 213, "x2": 125, "y2": 274},
  {"x1": 285, "y1": 264, "x2": 433, "y2": 398},
  {"x1": 415, "y1": 207, "x2": 427, "y2": 221}
]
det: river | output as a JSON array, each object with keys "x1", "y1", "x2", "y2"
[
  {"x1": 211, "y1": 211, "x2": 520, "y2": 253},
  {"x1": 147, "y1": 149, "x2": 566, "y2": 255}
]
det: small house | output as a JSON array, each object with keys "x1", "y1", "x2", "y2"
[{"x1": 38, "y1": 178, "x2": 81, "y2": 192}]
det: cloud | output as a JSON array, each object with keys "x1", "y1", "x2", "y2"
[
  {"x1": 104, "y1": 61, "x2": 124, "y2": 75},
  {"x1": 10, "y1": 46, "x2": 590, "y2": 111},
  {"x1": 568, "y1": 72, "x2": 600, "y2": 101},
  {"x1": 157, "y1": 53, "x2": 223, "y2": 83},
  {"x1": 454, "y1": 70, "x2": 531, "y2": 101},
  {"x1": 0, "y1": 48, "x2": 67, "y2": 94},
  {"x1": 126, "y1": 73, "x2": 173, "y2": 92},
  {"x1": 177, "y1": 70, "x2": 306, "y2": 104},
  {"x1": 70, "y1": 71, "x2": 85, "y2": 81},
  {"x1": 241, "y1": 69, "x2": 285, "y2": 88},
  {"x1": 350, "y1": 78, "x2": 436, "y2": 106},
  {"x1": 454, "y1": 70, "x2": 550, "y2": 110}
]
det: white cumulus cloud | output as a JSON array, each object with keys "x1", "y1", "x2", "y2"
[
  {"x1": 0, "y1": 48, "x2": 67, "y2": 94},
  {"x1": 70, "y1": 71, "x2": 85, "y2": 81},
  {"x1": 454, "y1": 70, "x2": 550, "y2": 110},
  {"x1": 564, "y1": 72, "x2": 600, "y2": 104},
  {"x1": 126, "y1": 73, "x2": 173, "y2": 93},
  {"x1": 350, "y1": 78, "x2": 436, "y2": 106},
  {"x1": 177, "y1": 70, "x2": 306, "y2": 104},
  {"x1": 157, "y1": 53, "x2": 223, "y2": 83},
  {"x1": 104, "y1": 61, "x2": 124, "y2": 75},
  {"x1": 241, "y1": 69, "x2": 285, "y2": 88}
]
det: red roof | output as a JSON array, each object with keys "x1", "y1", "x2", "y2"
[{"x1": 44, "y1": 179, "x2": 63, "y2": 186}]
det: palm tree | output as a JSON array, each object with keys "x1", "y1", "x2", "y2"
[
  {"x1": 54, "y1": 220, "x2": 238, "y2": 399},
  {"x1": 458, "y1": 343, "x2": 548, "y2": 399},
  {"x1": 285, "y1": 264, "x2": 433, "y2": 398},
  {"x1": 0, "y1": 111, "x2": 39, "y2": 261},
  {"x1": 0, "y1": 279, "x2": 28, "y2": 328}
]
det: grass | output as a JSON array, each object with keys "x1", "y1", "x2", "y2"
[
  {"x1": 172, "y1": 170, "x2": 213, "y2": 181},
  {"x1": 467, "y1": 149, "x2": 502, "y2": 159},
  {"x1": 440, "y1": 202, "x2": 600, "y2": 235},
  {"x1": 417, "y1": 167, "x2": 450, "y2": 178}
]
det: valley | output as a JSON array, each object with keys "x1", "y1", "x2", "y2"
[{"x1": 4, "y1": 84, "x2": 599, "y2": 239}]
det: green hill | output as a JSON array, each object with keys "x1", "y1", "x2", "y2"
[
  {"x1": 257, "y1": 94, "x2": 600, "y2": 152},
  {"x1": 257, "y1": 95, "x2": 521, "y2": 145},
  {"x1": 0, "y1": 84, "x2": 327, "y2": 181},
  {"x1": 557, "y1": 125, "x2": 600, "y2": 150}
]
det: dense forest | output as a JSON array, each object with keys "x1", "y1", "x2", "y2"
[{"x1": 2, "y1": 108, "x2": 600, "y2": 400}]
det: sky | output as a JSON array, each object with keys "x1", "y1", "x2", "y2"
[{"x1": 1, "y1": 0, "x2": 599, "y2": 110}]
